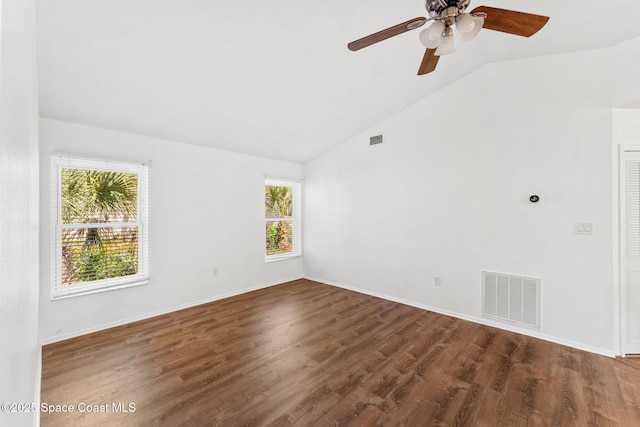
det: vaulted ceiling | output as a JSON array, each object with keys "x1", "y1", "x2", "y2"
[{"x1": 37, "y1": 0, "x2": 640, "y2": 163}]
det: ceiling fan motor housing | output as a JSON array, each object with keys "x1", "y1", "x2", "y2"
[{"x1": 426, "y1": 0, "x2": 471, "y2": 22}]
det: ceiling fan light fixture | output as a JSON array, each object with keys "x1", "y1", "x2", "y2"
[
  {"x1": 419, "y1": 29, "x2": 439, "y2": 48},
  {"x1": 460, "y1": 14, "x2": 484, "y2": 42},
  {"x1": 419, "y1": 20, "x2": 445, "y2": 48},
  {"x1": 419, "y1": 28, "x2": 439, "y2": 48},
  {"x1": 456, "y1": 13, "x2": 475, "y2": 34},
  {"x1": 434, "y1": 27, "x2": 455, "y2": 56}
]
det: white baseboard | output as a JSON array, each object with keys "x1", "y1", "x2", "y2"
[
  {"x1": 305, "y1": 276, "x2": 618, "y2": 359},
  {"x1": 40, "y1": 275, "x2": 617, "y2": 359},
  {"x1": 40, "y1": 277, "x2": 303, "y2": 345}
]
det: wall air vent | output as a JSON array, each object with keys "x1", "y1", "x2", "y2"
[
  {"x1": 369, "y1": 135, "x2": 383, "y2": 145},
  {"x1": 482, "y1": 271, "x2": 540, "y2": 329}
]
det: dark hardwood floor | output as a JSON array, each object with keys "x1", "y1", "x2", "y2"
[{"x1": 41, "y1": 279, "x2": 640, "y2": 426}]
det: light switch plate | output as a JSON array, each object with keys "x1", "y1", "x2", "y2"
[{"x1": 574, "y1": 222, "x2": 594, "y2": 235}]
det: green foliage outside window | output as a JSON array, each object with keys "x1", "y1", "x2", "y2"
[
  {"x1": 265, "y1": 185, "x2": 293, "y2": 256},
  {"x1": 61, "y1": 169, "x2": 139, "y2": 285}
]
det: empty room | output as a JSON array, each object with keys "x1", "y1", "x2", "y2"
[{"x1": 2, "y1": 0, "x2": 640, "y2": 426}]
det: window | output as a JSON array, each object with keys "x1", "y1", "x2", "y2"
[
  {"x1": 51, "y1": 155, "x2": 149, "y2": 299},
  {"x1": 265, "y1": 178, "x2": 301, "y2": 261}
]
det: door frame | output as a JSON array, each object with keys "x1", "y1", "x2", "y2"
[{"x1": 618, "y1": 146, "x2": 640, "y2": 356}]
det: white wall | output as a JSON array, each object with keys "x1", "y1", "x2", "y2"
[
  {"x1": 613, "y1": 109, "x2": 640, "y2": 143},
  {"x1": 611, "y1": 36, "x2": 640, "y2": 108},
  {"x1": 0, "y1": 0, "x2": 40, "y2": 425},
  {"x1": 39, "y1": 119, "x2": 303, "y2": 342},
  {"x1": 304, "y1": 52, "x2": 616, "y2": 355}
]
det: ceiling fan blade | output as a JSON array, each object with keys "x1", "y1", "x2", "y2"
[
  {"x1": 418, "y1": 49, "x2": 439, "y2": 75},
  {"x1": 348, "y1": 17, "x2": 427, "y2": 51},
  {"x1": 470, "y1": 6, "x2": 549, "y2": 37}
]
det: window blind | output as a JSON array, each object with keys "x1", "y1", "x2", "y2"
[
  {"x1": 265, "y1": 178, "x2": 301, "y2": 260},
  {"x1": 51, "y1": 155, "x2": 149, "y2": 298}
]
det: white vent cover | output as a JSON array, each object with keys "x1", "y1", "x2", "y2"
[
  {"x1": 369, "y1": 134, "x2": 383, "y2": 145},
  {"x1": 482, "y1": 271, "x2": 540, "y2": 328}
]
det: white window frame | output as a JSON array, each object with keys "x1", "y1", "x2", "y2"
[
  {"x1": 51, "y1": 155, "x2": 149, "y2": 299},
  {"x1": 265, "y1": 178, "x2": 301, "y2": 262}
]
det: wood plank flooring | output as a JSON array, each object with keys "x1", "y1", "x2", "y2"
[{"x1": 41, "y1": 279, "x2": 640, "y2": 426}]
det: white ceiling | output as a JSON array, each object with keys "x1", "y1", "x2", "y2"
[{"x1": 37, "y1": 0, "x2": 640, "y2": 163}]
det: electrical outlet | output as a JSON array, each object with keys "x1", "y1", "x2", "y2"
[{"x1": 434, "y1": 276, "x2": 442, "y2": 286}]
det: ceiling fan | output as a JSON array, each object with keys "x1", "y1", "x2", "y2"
[{"x1": 347, "y1": 0, "x2": 549, "y2": 75}]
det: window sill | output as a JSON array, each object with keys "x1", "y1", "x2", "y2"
[
  {"x1": 265, "y1": 254, "x2": 301, "y2": 263},
  {"x1": 51, "y1": 278, "x2": 149, "y2": 300}
]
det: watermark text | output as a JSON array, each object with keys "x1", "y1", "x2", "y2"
[{"x1": 1, "y1": 402, "x2": 136, "y2": 414}]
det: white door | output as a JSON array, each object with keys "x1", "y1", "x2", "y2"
[{"x1": 621, "y1": 150, "x2": 640, "y2": 355}]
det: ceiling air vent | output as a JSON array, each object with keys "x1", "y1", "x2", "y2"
[
  {"x1": 482, "y1": 271, "x2": 540, "y2": 329},
  {"x1": 369, "y1": 135, "x2": 383, "y2": 145}
]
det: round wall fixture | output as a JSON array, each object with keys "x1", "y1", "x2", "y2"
[{"x1": 529, "y1": 195, "x2": 540, "y2": 203}]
